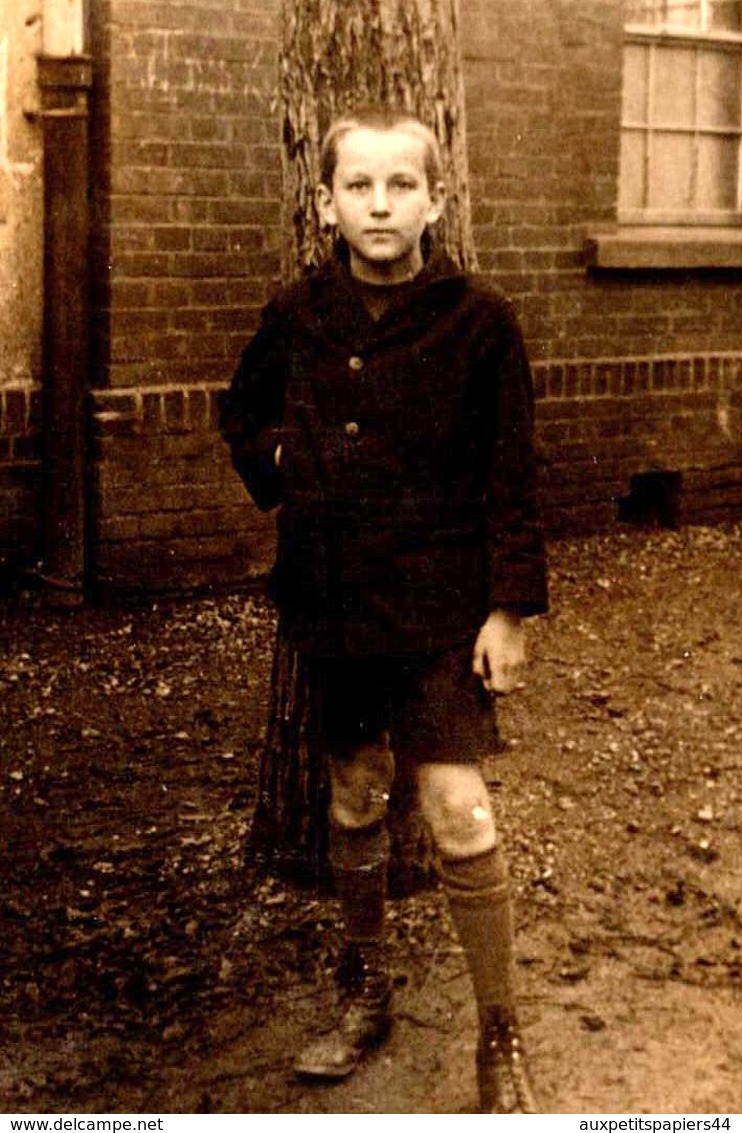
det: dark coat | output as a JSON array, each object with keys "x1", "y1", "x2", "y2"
[{"x1": 219, "y1": 251, "x2": 548, "y2": 656}]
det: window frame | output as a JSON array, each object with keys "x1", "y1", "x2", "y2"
[{"x1": 620, "y1": 8, "x2": 742, "y2": 227}]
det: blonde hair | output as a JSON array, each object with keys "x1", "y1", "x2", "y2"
[{"x1": 319, "y1": 105, "x2": 444, "y2": 190}]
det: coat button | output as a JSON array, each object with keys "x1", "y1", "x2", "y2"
[
  {"x1": 348, "y1": 356, "x2": 364, "y2": 371},
  {"x1": 344, "y1": 420, "x2": 361, "y2": 438}
]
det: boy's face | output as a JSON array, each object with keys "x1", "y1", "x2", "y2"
[{"x1": 316, "y1": 126, "x2": 445, "y2": 284}]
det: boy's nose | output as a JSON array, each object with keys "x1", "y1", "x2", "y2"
[{"x1": 370, "y1": 185, "x2": 391, "y2": 215}]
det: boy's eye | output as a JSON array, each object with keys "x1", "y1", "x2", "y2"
[
  {"x1": 347, "y1": 180, "x2": 370, "y2": 191},
  {"x1": 391, "y1": 178, "x2": 417, "y2": 190}
]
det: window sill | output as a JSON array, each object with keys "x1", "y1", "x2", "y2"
[{"x1": 584, "y1": 226, "x2": 742, "y2": 270}]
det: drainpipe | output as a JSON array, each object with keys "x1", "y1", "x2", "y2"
[{"x1": 36, "y1": 0, "x2": 91, "y2": 606}]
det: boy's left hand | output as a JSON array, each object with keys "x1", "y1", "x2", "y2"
[{"x1": 472, "y1": 609, "x2": 526, "y2": 694}]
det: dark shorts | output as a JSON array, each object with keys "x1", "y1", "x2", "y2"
[{"x1": 308, "y1": 643, "x2": 501, "y2": 765}]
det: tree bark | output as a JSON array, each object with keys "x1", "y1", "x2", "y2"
[{"x1": 250, "y1": 0, "x2": 478, "y2": 892}]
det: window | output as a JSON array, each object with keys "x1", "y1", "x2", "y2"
[{"x1": 620, "y1": 1, "x2": 742, "y2": 225}]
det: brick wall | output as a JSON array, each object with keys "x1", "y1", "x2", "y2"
[
  {"x1": 0, "y1": 386, "x2": 41, "y2": 574},
  {"x1": 459, "y1": 0, "x2": 742, "y2": 537},
  {"x1": 90, "y1": 383, "x2": 274, "y2": 597},
  {"x1": 462, "y1": 0, "x2": 742, "y2": 360},
  {"x1": 85, "y1": 0, "x2": 740, "y2": 595},
  {"x1": 90, "y1": 0, "x2": 282, "y2": 392},
  {"x1": 5, "y1": 0, "x2": 739, "y2": 594},
  {"x1": 86, "y1": 0, "x2": 282, "y2": 592},
  {"x1": 533, "y1": 354, "x2": 742, "y2": 532},
  {"x1": 89, "y1": 356, "x2": 741, "y2": 598}
]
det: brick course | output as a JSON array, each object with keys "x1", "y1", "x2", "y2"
[
  {"x1": 89, "y1": 383, "x2": 275, "y2": 595},
  {"x1": 88, "y1": 353, "x2": 741, "y2": 592}
]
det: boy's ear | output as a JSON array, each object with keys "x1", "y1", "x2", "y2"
[
  {"x1": 316, "y1": 183, "x2": 337, "y2": 228},
  {"x1": 426, "y1": 181, "x2": 446, "y2": 227}
]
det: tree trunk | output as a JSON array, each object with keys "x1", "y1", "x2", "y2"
[
  {"x1": 250, "y1": 0, "x2": 478, "y2": 892},
  {"x1": 279, "y1": 0, "x2": 477, "y2": 278}
]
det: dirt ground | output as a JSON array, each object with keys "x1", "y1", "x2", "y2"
[{"x1": 1, "y1": 522, "x2": 740, "y2": 1115}]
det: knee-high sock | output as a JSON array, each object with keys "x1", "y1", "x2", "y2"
[
  {"x1": 439, "y1": 846, "x2": 515, "y2": 1015},
  {"x1": 329, "y1": 821, "x2": 389, "y2": 944}
]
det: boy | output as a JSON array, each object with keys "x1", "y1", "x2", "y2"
[{"x1": 219, "y1": 106, "x2": 548, "y2": 1113}]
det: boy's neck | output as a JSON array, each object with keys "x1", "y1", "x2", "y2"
[{"x1": 352, "y1": 272, "x2": 418, "y2": 322}]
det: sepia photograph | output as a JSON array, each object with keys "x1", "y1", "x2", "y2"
[{"x1": 1, "y1": 0, "x2": 740, "y2": 1117}]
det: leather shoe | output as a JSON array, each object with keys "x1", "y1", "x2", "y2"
[
  {"x1": 295, "y1": 957, "x2": 392, "y2": 1080},
  {"x1": 477, "y1": 1008, "x2": 538, "y2": 1113}
]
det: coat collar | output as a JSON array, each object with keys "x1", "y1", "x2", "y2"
[{"x1": 297, "y1": 246, "x2": 467, "y2": 349}]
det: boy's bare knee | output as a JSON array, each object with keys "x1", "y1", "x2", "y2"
[
  {"x1": 330, "y1": 740, "x2": 395, "y2": 830},
  {"x1": 417, "y1": 763, "x2": 496, "y2": 858}
]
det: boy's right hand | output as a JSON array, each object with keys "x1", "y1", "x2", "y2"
[{"x1": 472, "y1": 609, "x2": 526, "y2": 694}]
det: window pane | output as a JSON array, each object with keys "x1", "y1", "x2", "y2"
[
  {"x1": 649, "y1": 132, "x2": 695, "y2": 207},
  {"x1": 619, "y1": 130, "x2": 648, "y2": 208},
  {"x1": 623, "y1": 44, "x2": 650, "y2": 123},
  {"x1": 699, "y1": 50, "x2": 741, "y2": 128},
  {"x1": 625, "y1": 0, "x2": 659, "y2": 24},
  {"x1": 709, "y1": 1, "x2": 742, "y2": 31},
  {"x1": 654, "y1": 47, "x2": 696, "y2": 125},
  {"x1": 697, "y1": 135, "x2": 739, "y2": 207},
  {"x1": 621, "y1": 13, "x2": 742, "y2": 220},
  {"x1": 626, "y1": 0, "x2": 742, "y2": 30},
  {"x1": 662, "y1": 0, "x2": 702, "y2": 28},
  {"x1": 625, "y1": 1, "x2": 702, "y2": 25}
]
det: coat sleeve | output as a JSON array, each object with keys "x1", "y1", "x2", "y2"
[
  {"x1": 218, "y1": 298, "x2": 289, "y2": 512},
  {"x1": 479, "y1": 299, "x2": 548, "y2": 617}
]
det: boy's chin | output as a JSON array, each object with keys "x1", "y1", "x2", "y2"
[
  {"x1": 358, "y1": 242, "x2": 403, "y2": 262},
  {"x1": 350, "y1": 246, "x2": 422, "y2": 281}
]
